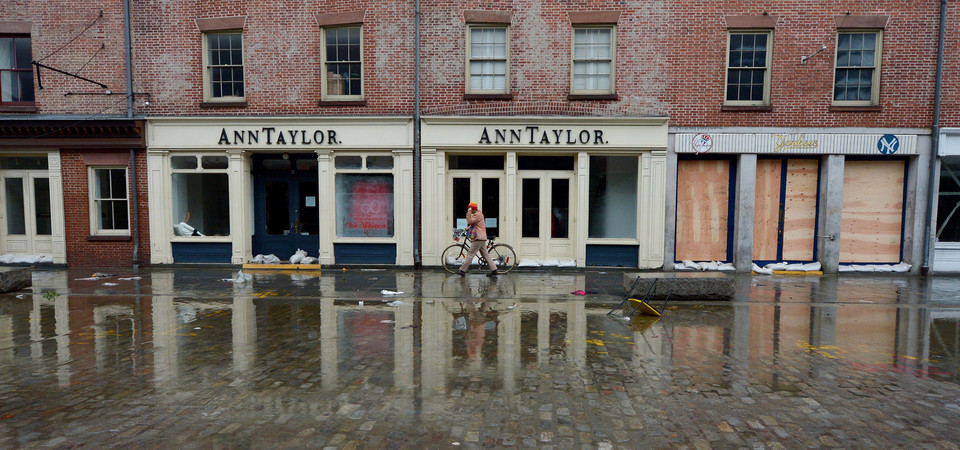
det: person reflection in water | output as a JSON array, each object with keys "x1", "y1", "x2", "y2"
[{"x1": 464, "y1": 302, "x2": 490, "y2": 364}]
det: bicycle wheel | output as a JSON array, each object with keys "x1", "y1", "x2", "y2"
[
  {"x1": 441, "y1": 244, "x2": 469, "y2": 273},
  {"x1": 488, "y1": 244, "x2": 517, "y2": 273}
]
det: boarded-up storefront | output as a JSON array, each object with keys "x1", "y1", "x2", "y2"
[
  {"x1": 676, "y1": 159, "x2": 731, "y2": 261},
  {"x1": 840, "y1": 160, "x2": 905, "y2": 263},
  {"x1": 753, "y1": 159, "x2": 819, "y2": 262}
]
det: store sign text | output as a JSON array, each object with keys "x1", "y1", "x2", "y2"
[
  {"x1": 217, "y1": 127, "x2": 340, "y2": 145},
  {"x1": 773, "y1": 135, "x2": 818, "y2": 152},
  {"x1": 478, "y1": 126, "x2": 609, "y2": 145}
]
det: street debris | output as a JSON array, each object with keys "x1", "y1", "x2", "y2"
[{"x1": 381, "y1": 290, "x2": 404, "y2": 296}]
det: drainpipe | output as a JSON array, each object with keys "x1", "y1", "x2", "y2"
[
  {"x1": 922, "y1": 0, "x2": 947, "y2": 275},
  {"x1": 123, "y1": 0, "x2": 140, "y2": 268},
  {"x1": 413, "y1": 0, "x2": 422, "y2": 267}
]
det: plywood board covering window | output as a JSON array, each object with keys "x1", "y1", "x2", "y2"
[
  {"x1": 781, "y1": 160, "x2": 818, "y2": 260},
  {"x1": 753, "y1": 159, "x2": 781, "y2": 260},
  {"x1": 676, "y1": 160, "x2": 729, "y2": 261},
  {"x1": 840, "y1": 160, "x2": 903, "y2": 263},
  {"x1": 753, "y1": 159, "x2": 819, "y2": 261}
]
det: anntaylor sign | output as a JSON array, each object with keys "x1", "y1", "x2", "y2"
[
  {"x1": 478, "y1": 126, "x2": 609, "y2": 145},
  {"x1": 217, "y1": 127, "x2": 341, "y2": 145}
]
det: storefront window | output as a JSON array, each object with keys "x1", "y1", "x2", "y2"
[
  {"x1": 336, "y1": 173, "x2": 394, "y2": 237},
  {"x1": 937, "y1": 158, "x2": 960, "y2": 242},
  {"x1": 588, "y1": 156, "x2": 637, "y2": 238},
  {"x1": 171, "y1": 155, "x2": 230, "y2": 237}
]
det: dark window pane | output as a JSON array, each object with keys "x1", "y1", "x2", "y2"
[
  {"x1": 5, "y1": 178, "x2": 25, "y2": 235},
  {"x1": 110, "y1": 169, "x2": 126, "y2": 198},
  {"x1": 18, "y1": 71, "x2": 34, "y2": 102},
  {"x1": 739, "y1": 85, "x2": 751, "y2": 100},
  {"x1": 754, "y1": 51, "x2": 766, "y2": 67},
  {"x1": 755, "y1": 34, "x2": 767, "y2": 48},
  {"x1": 751, "y1": 85, "x2": 763, "y2": 100},
  {"x1": 522, "y1": 178, "x2": 539, "y2": 238},
  {"x1": 452, "y1": 178, "x2": 470, "y2": 230},
  {"x1": 212, "y1": 82, "x2": 222, "y2": 98},
  {"x1": 551, "y1": 178, "x2": 569, "y2": 238},
  {"x1": 231, "y1": 49, "x2": 242, "y2": 65},
  {"x1": 730, "y1": 34, "x2": 742, "y2": 52},
  {"x1": 449, "y1": 155, "x2": 504, "y2": 170},
  {"x1": 112, "y1": 200, "x2": 129, "y2": 229},
  {"x1": 14, "y1": 38, "x2": 32, "y2": 69},
  {"x1": 265, "y1": 181, "x2": 289, "y2": 235},
  {"x1": 518, "y1": 156, "x2": 574, "y2": 171},
  {"x1": 34, "y1": 177, "x2": 51, "y2": 235},
  {"x1": 726, "y1": 84, "x2": 738, "y2": 100},
  {"x1": 838, "y1": 33, "x2": 850, "y2": 50}
]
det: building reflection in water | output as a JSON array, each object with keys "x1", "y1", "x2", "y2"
[{"x1": 1, "y1": 271, "x2": 960, "y2": 402}]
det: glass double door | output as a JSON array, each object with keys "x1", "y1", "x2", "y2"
[
  {"x1": 252, "y1": 155, "x2": 320, "y2": 260},
  {"x1": 0, "y1": 171, "x2": 52, "y2": 256},
  {"x1": 450, "y1": 172, "x2": 501, "y2": 238},
  {"x1": 518, "y1": 172, "x2": 574, "y2": 262}
]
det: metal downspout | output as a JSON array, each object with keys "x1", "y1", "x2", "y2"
[
  {"x1": 123, "y1": 0, "x2": 140, "y2": 268},
  {"x1": 922, "y1": 0, "x2": 947, "y2": 275},
  {"x1": 413, "y1": 0, "x2": 422, "y2": 267}
]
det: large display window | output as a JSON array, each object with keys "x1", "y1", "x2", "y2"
[
  {"x1": 937, "y1": 158, "x2": 960, "y2": 242},
  {"x1": 171, "y1": 154, "x2": 230, "y2": 237},
  {"x1": 588, "y1": 156, "x2": 637, "y2": 239},
  {"x1": 334, "y1": 154, "x2": 395, "y2": 238}
]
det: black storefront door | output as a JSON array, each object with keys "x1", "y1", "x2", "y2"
[{"x1": 252, "y1": 154, "x2": 320, "y2": 260}]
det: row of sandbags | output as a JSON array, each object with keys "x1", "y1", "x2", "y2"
[{"x1": 250, "y1": 249, "x2": 318, "y2": 265}]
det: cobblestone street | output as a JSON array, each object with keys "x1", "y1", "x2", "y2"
[{"x1": 1, "y1": 268, "x2": 959, "y2": 448}]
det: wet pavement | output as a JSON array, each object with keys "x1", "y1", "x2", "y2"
[{"x1": 1, "y1": 267, "x2": 960, "y2": 448}]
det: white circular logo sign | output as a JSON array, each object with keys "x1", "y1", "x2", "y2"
[{"x1": 692, "y1": 133, "x2": 713, "y2": 154}]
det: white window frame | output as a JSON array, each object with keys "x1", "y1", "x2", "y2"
[
  {"x1": 170, "y1": 153, "x2": 231, "y2": 239},
  {"x1": 832, "y1": 29, "x2": 882, "y2": 107},
  {"x1": 88, "y1": 166, "x2": 130, "y2": 236},
  {"x1": 724, "y1": 30, "x2": 773, "y2": 106},
  {"x1": 321, "y1": 25, "x2": 364, "y2": 101},
  {"x1": 570, "y1": 26, "x2": 616, "y2": 95},
  {"x1": 465, "y1": 25, "x2": 510, "y2": 95},
  {"x1": 201, "y1": 30, "x2": 245, "y2": 103}
]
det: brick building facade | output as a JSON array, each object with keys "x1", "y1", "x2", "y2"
[{"x1": 1, "y1": 0, "x2": 958, "y2": 272}]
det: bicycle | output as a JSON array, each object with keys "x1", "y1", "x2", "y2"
[{"x1": 441, "y1": 228, "x2": 518, "y2": 274}]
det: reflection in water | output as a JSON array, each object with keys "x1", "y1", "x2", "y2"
[{"x1": 3, "y1": 273, "x2": 960, "y2": 445}]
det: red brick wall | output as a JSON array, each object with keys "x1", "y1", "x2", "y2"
[
  {"x1": 0, "y1": 1, "x2": 133, "y2": 115},
  {"x1": 419, "y1": 0, "x2": 668, "y2": 117},
  {"x1": 131, "y1": 0, "x2": 415, "y2": 116},
  {"x1": 940, "y1": 1, "x2": 960, "y2": 128},
  {"x1": 61, "y1": 150, "x2": 150, "y2": 267},
  {"x1": 665, "y1": 1, "x2": 941, "y2": 128}
]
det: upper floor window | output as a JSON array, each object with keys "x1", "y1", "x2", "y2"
[
  {"x1": 322, "y1": 26, "x2": 362, "y2": 100},
  {"x1": 833, "y1": 31, "x2": 881, "y2": 106},
  {"x1": 725, "y1": 31, "x2": 771, "y2": 106},
  {"x1": 571, "y1": 27, "x2": 615, "y2": 95},
  {"x1": 203, "y1": 31, "x2": 244, "y2": 102},
  {"x1": 466, "y1": 26, "x2": 508, "y2": 94},
  {"x1": 0, "y1": 36, "x2": 34, "y2": 104}
]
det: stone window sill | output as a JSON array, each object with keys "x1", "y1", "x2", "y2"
[
  {"x1": 87, "y1": 235, "x2": 132, "y2": 242},
  {"x1": 568, "y1": 94, "x2": 619, "y2": 101},
  {"x1": 318, "y1": 100, "x2": 367, "y2": 107},
  {"x1": 464, "y1": 93, "x2": 513, "y2": 101},
  {"x1": 200, "y1": 101, "x2": 248, "y2": 108},
  {"x1": 0, "y1": 105, "x2": 38, "y2": 113},
  {"x1": 830, "y1": 105, "x2": 882, "y2": 112},
  {"x1": 721, "y1": 105, "x2": 773, "y2": 112}
]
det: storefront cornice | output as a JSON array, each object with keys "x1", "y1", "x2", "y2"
[
  {"x1": 671, "y1": 126, "x2": 929, "y2": 135},
  {"x1": 421, "y1": 116, "x2": 669, "y2": 126}
]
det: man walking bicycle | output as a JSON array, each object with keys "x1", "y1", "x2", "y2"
[{"x1": 457, "y1": 201, "x2": 499, "y2": 277}]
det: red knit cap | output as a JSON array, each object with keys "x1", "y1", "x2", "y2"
[{"x1": 468, "y1": 201, "x2": 478, "y2": 209}]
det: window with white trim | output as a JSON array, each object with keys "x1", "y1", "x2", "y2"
[
  {"x1": 725, "y1": 31, "x2": 771, "y2": 106},
  {"x1": 833, "y1": 30, "x2": 881, "y2": 106},
  {"x1": 571, "y1": 27, "x2": 615, "y2": 95},
  {"x1": 202, "y1": 31, "x2": 244, "y2": 102},
  {"x1": 171, "y1": 154, "x2": 230, "y2": 237},
  {"x1": 334, "y1": 154, "x2": 394, "y2": 237},
  {"x1": 466, "y1": 25, "x2": 508, "y2": 94},
  {"x1": 322, "y1": 26, "x2": 363, "y2": 100},
  {"x1": 90, "y1": 167, "x2": 129, "y2": 235}
]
